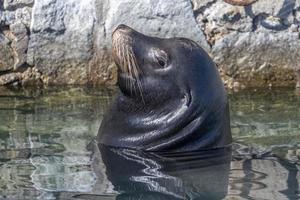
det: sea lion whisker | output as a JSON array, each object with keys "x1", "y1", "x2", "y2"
[
  {"x1": 121, "y1": 41, "x2": 131, "y2": 90},
  {"x1": 127, "y1": 49, "x2": 139, "y2": 95},
  {"x1": 128, "y1": 49, "x2": 140, "y2": 80},
  {"x1": 118, "y1": 46, "x2": 128, "y2": 89},
  {"x1": 128, "y1": 50, "x2": 145, "y2": 102},
  {"x1": 126, "y1": 48, "x2": 134, "y2": 95}
]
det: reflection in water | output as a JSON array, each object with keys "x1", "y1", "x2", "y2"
[
  {"x1": 0, "y1": 87, "x2": 299, "y2": 199},
  {"x1": 86, "y1": 142, "x2": 231, "y2": 200},
  {"x1": 228, "y1": 157, "x2": 300, "y2": 200}
]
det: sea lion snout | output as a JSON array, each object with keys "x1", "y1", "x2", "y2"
[{"x1": 112, "y1": 24, "x2": 135, "y2": 37}]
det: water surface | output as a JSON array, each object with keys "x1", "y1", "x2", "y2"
[{"x1": 0, "y1": 86, "x2": 299, "y2": 200}]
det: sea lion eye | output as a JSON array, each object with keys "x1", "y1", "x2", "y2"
[
  {"x1": 153, "y1": 49, "x2": 168, "y2": 68},
  {"x1": 157, "y1": 58, "x2": 166, "y2": 67}
]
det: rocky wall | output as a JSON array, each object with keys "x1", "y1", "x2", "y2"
[{"x1": 0, "y1": 0, "x2": 299, "y2": 88}]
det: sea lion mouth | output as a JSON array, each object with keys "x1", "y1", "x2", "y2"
[{"x1": 112, "y1": 25, "x2": 144, "y2": 98}]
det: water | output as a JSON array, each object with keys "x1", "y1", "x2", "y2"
[{"x1": 0, "y1": 86, "x2": 299, "y2": 200}]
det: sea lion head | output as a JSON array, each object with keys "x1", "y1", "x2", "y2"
[
  {"x1": 112, "y1": 24, "x2": 217, "y2": 105},
  {"x1": 98, "y1": 24, "x2": 231, "y2": 151}
]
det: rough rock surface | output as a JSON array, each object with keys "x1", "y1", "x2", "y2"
[
  {"x1": 4, "y1": 0, "x2": 34, "y2": 10},
  {"x1": 0, "y1": 0, "x2": 299, "y2": 87},
  {"x1": 194, "y1": 0, "x2": 300, "y2": 88},
  {"x1": 10, "y1": 21, "x2": 29, "y2": 69},
  {"x1": 27, "y1": 0, "x2": 96, "y2": 85},
  {"x1": 27, "y1": 0, "x2": 209, "y2": 85},
  {"x1": 0, "y1": 34, "x2": 14, "y2": 71},
  {"x1": 0, "y1": 72, "x2": 21, "y2": 85},
  {"x1": 103, "y1": 0, "x2": 209, "y2": 49}
]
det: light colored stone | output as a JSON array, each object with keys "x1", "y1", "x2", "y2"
[
  {"x1": 2, "y1": 11, "x2": 16, "y2": 25},
  {"x1": 15, "y1": 7, "x2": 32, "y2": 27},
  {"x1": 295, "y1": 7, "x2": 300, "y2": 23},
  {"x1": 1, "y1": 7, "x2": 31, "y2": 27},
  {"x1": 10, "y1": 22, "x2": 29, "y2": 69},
  {"x1": 0, "y1": 33, "x2": 10, "y2": 45},
  {"x1": 21, "y1": 67, "x2": 43, "y2": 86},
  {"x1": 104, "y1": 0, "x2": 209, "y2": 50},
  {"x1": 0, "y1": 36, "x2": 14, "y2": 71},
  {"x1": 194, "y1": 0, "x2": 300, "y2": 87},
  {"x1": 27, "y1": 0, "x2": 209, "y2": 85},
  {"x1": 0, "y1": 72, "x2": 22, "y2": 85},
  {"x1": 296, "y1": 69, "x2": 300, "y2": 88},
  {"x1": 197, "y1": 1, "x2": 253, "y2": 45},
  {"x1": 251, "y1": 0, "x2": 286, "y2": 16},
  {"x1": 4, "y1": 0, "x2": 34, "y2": 10},
  {"x1": 192, "y1": 0, "x2": 216, "y2": 10},
  {"x1": 27, "y1": 0, "x2": 96, "y2": 84},
  {"x1": 290, "y1": 24, "x2": 299, "y2": 32},
  {"x1": 212, "y1": 31, "x2": 300, "y2": 86}
]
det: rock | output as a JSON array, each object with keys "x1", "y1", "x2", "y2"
[
  {"x1": 196, "y1": 1, "x2": 253, "y2": 45},
  {"x1": 192, "y1": 0, "x2": 216, "y2": 11},
  {"x1": 27, "y1": 0, "x2": 96, "y2": 85},
  {"x1": 0, "y1": 10, "x2": 4, "y2": 25},
  {"x1": 195, "y1": 0, "x2": 300, "y2": 87},
  {"x1": 295, "y1": 7, "x2": 300, "y2": 22},
  {"x1": 15, "y1": 7, "x2": 32, "y2": 27},
  {"x1": 250, "y1": 0, "x2": 296, "y2": 30},
  {"x1": 289, "y1": 24, "x2": 299, "y2": 32},
  {"x1": 250, "y1": 0, "x2": 286, "y2": 16},
  {"x1": 21, "y1": 67, "x2": 43, "y2": 86},
  {"x1": 233, "y1": 81, "x2": 240, "y2": 88},
  {"x1": 0, "y1": 73, "x2": 22, "y2": 85},
  {"x1": 10, "y1": 22, "x2": 29, "y2": 69},
  {"x1": 0, "y1": 33, "x2": 10, "y2": 45},
  {"x1": 1, "y1": 11, "x2": 16, "y2": 25},
  {"x1": 27, "y1": 0, "x2": 209, "y2": 85},
  {"x1": 104, "y1": 0, "x2": 209, "y2": 50},
  {"x1": 212, "y1": 30, "x2": 300, "y2": 87},
  {"x1": 223, "y1": 0, "x2": 257, "y2": 6},
  {"x1": 296, "y1": 69, "x2": 300, "y2": 88},
  {"x1": 4, "y1": 0, "x2": 34, "y2": 10},
  {"x1": 0, "y1": 35, "x2": 14, "y2": 71},
  {"x1": 0, "y1": 7, "x2": 31, "y2": 27}
]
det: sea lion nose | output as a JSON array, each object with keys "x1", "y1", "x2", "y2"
[
  {"x1": 113, "y1": 24, "x2": 134, "y2": 35},
  {"x1": 116, "y1": 24, "x2": 130, "y2": 30}
]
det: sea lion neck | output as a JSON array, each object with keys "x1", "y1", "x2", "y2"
[{"x1": 115, "y1": 88, "x2": 186, "y2": 114}]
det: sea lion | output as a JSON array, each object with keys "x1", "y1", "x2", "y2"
[{"x1": 97, "y1": 24, "x2": 232, "y2": 152}]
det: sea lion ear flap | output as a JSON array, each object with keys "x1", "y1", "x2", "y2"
[
  {"x1": 180, "y1": 82, "x2": 192, "y2": 107},
  {"x1": 184, "y1": 89, "x2": 192, "y2": 107}
]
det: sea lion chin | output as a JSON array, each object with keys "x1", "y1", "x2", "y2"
[{"x1": 97, "y1": 24, "x2": 232, "y2": 152}]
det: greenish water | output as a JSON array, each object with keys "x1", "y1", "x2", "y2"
[{"x1": 0, "y1": 86, "x2": 299, "y2": 200}]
